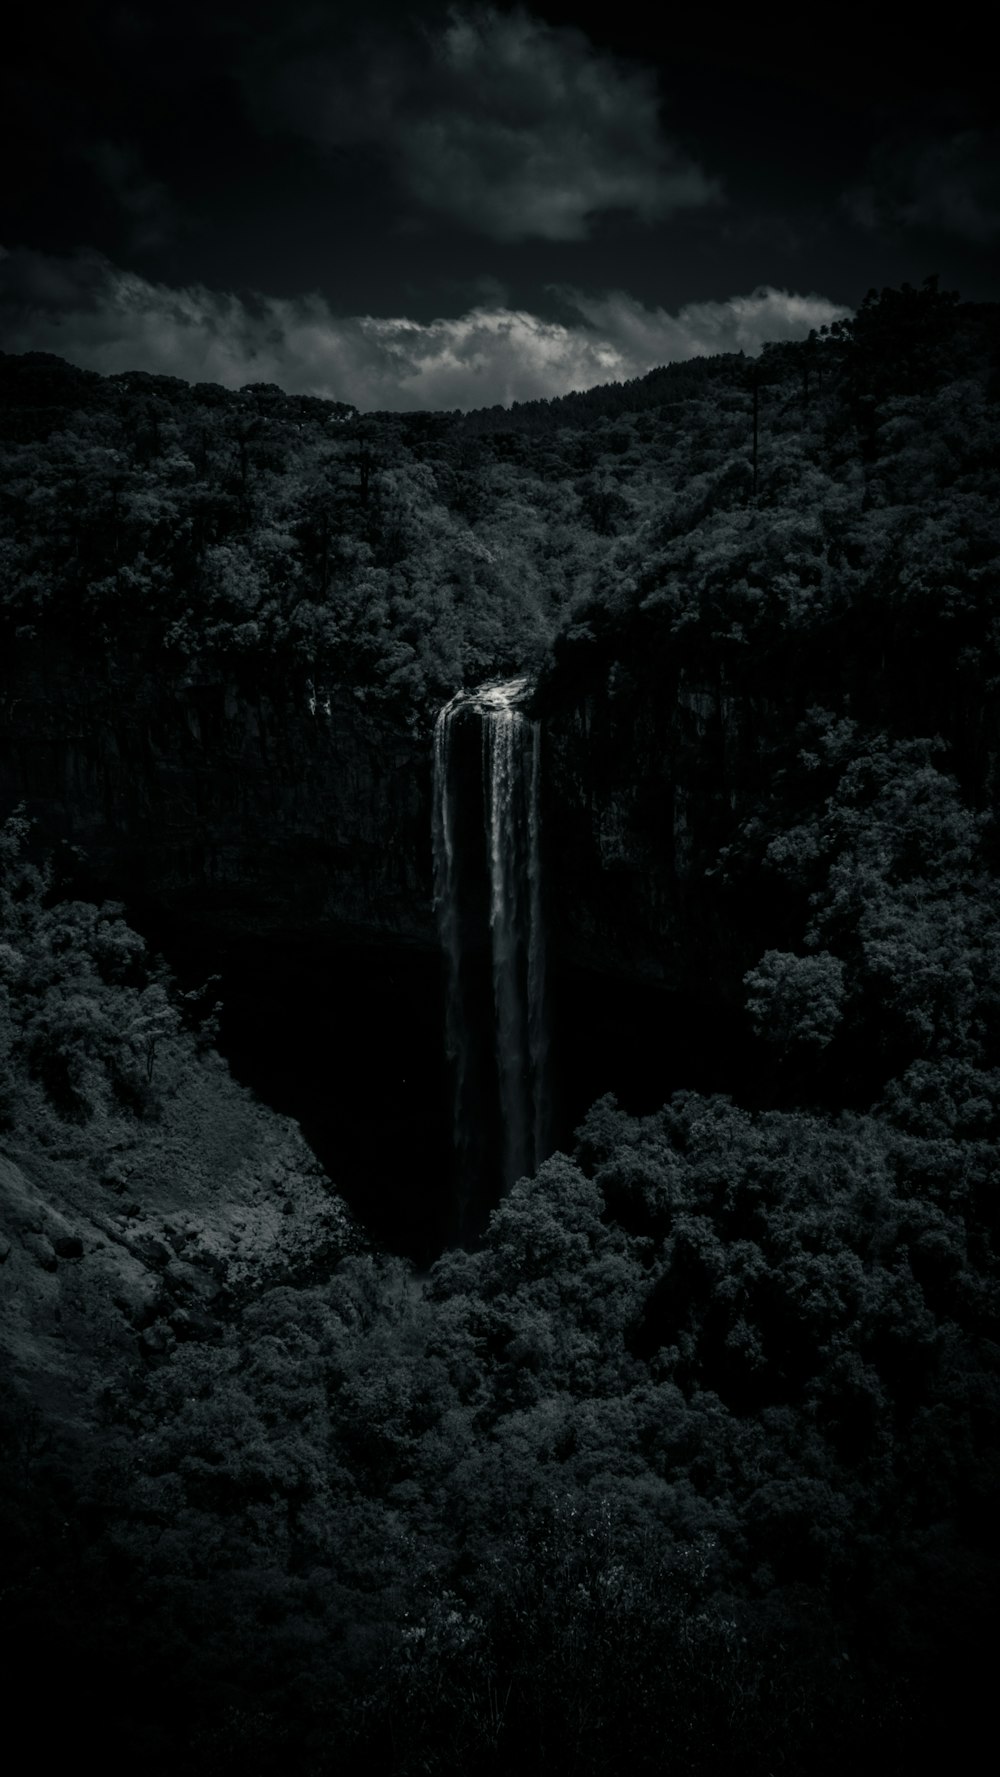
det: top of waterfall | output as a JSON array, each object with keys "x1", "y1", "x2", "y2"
[
  {"x1": 473, "y1": 676, "x2": 531, "y2": 710},
  {"x1": 442, "y1": 676, "x2": 533, "y2": 719}
]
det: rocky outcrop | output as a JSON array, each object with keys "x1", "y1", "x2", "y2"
[{"x1": 0, "y1": 1065, "x2": 359, "y2": 1432}]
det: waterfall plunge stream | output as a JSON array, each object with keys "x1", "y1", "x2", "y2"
[{"x1": 433, "y1": 677, "x2": 550, "y2": 1238}]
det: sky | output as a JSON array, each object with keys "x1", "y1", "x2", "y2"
[{"x1": 2, "y1": 3, "x2": 997, "y2": 410}]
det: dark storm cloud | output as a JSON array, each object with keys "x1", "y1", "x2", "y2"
[
  {"x1": 82, "y1": 142, "x2": 176, "y2": 251},
  {"x1": 3, "y1": 4, "x2": 995, "y2": 381},
  {"x1": 248, "y1": 4, "x2": 722, "y2": 241},
  {"x1": 0, "y1": 245, "x2": 847, "y2": 410},
  {"x1": 846, "y1": 130, "x2": 1000, "y2": 243}
]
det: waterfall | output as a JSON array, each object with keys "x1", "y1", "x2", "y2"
[{"x1": 433, "y1": 676, "x2": 550, "y2": 1233}]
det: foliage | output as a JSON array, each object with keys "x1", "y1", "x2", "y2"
[
  {"x1": 743, "y1": 948, "x2": 845, "y2": 1050},
  {"x1": 3, "y1": 286, "x2": 1000, "y2": 1771},
  {"x1": 0, "y1": 809, "x2": 218, "y2": 1133},
  {"x1": 4, "y1": 1071, "x2": 995, "y2": 1772},
  {"x1": 0, "y1": 356, "x2": 599, "y2": 722}
]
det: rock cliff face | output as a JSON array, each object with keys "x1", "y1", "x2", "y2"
[
  {"x1": 0, "y1": 661, "x2": 450, "y2": 1262},
  {"x1": 0, "y1": 644, "x2": 781, "y2": 1019},
  {"x1": 0, "y1": 1064, "x2": 357, "y2": 1434},
  {"x1": 540, "y1": 660, "x2": 762, "y2": 995},
  {"x1": 0, "y1": 650, "x2": 750, "y2": 1017},
  {"x1": 0, "y1": 652, "x2": 762, "y2": 1241},
  {"x1": 529, "y1": 653, "x2": 783, "y2": 1132},
  {"x1": 538, "y1": 577, "x2": 1000, "y2": 1004},
  {"x1": 0, "y1": 657, "x2": 435, "y2": 945}
]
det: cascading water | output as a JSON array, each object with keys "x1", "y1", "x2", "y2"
[{"x1": 433, "y1": 676, "x2": 550, "y2": 1238}]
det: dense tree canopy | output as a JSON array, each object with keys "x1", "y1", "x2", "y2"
[{"x1": 2, "y1": 284, "x2": 1000, "y2": 1772}]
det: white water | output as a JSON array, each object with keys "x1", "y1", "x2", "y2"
[{"x1": 433, "y1": 676, "x2": 549, "y2": 1206}]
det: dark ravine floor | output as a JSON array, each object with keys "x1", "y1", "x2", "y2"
[{"x1": 134, "y1": 909, "x2": 746, "y2": 1263}]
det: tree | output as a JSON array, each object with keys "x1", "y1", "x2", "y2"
[{"x1": 744, "y1": 949, "x2": 845, "y2": 1052}]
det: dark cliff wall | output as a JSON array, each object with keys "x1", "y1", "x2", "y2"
[
  {"x1": 542, "y1": 663, "x2": 764, "y2": 991},
  {"x1": 536, "y1": 655, "x2": 780, "y2": 1127},
  {"x1": 539, "y1": 604, "x2": 1000, "y2": 1002},
  {"x1": 0, "y1": 659, "x2": 435, "y2": 945},
  {"x1": 0, "y1": 649, "x2": 755, "y2": 1021},
  {"x1": 0, "y1": 648, "x2": 849, "y2": 1171},
  {"x1": 0, "y1": 651, "x2": 738, "y2": 983},
  {"x1": 0, "y1": 661, "x2": 455, "y2": 1258}
]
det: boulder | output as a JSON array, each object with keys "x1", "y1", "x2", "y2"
[
  {"x1": 133, "y1": 1235, "x2": 172, "y2": 1269},
  {"x1": 21, "y1": 1231, "x2": 57, "y2": 1272},
  {"x1": 138, "y1": 1322, "x2": 175, "y2": 1358}
]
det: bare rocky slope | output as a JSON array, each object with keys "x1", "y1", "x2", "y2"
[{"x1": 1, "y1": 1030, "x2": 358, "y2": 1437}]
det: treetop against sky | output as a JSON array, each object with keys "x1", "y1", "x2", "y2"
[{"x1": 2, "y1": 3, "x2": 996, "y2": 408}]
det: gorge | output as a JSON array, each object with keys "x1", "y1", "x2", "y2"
[
  {"x1": 0, "y1": 653, "x2": 725, "y2": 1260},
  {"x1": 0, "y1": 657, "x2": 750, "y2": 1261},
  {"x1": 2, "y1": 303, "x2": 998, "y2": 1774}
]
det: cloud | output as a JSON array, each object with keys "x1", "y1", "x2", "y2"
[
  {"x1": 83, "y1": 141, "x2": 176, "y2": 251},
  {"x1": 845, "y1": 130, "x2": 1000, "y2": 242},
  {"x1": 566, "y1": 287, "x2": 851, "y2": 363},
  {"x1": 0, "y1": 247, "x2": 850, "y2": 411},
  {"x1": 248, "y1": 4, "x2": 721, "y2": 241}
]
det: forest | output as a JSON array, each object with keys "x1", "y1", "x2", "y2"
[{"x1": 1, "y1": 278, "x2": 999, "y2": 1773}]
